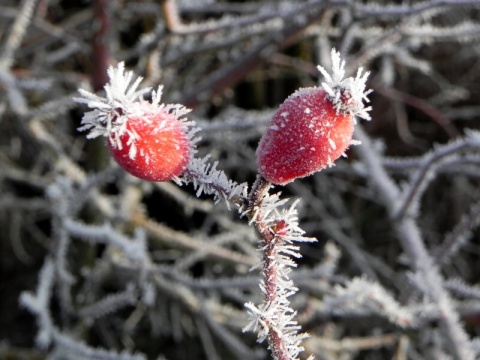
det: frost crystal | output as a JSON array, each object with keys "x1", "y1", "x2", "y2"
[
  {"x1": 74, "y1": 63, "x2": 198, "y2": 157},
  {"x1": 324, "y1": 277, "x2": 416, "y2": 328},
  {"x1": 178, "y1": 155, "x2": 248, "y2": 209},
  {"x1": 317, "y1": 49, "x2": 372, "y2": 120},
  {"x1": 243, "y1": 182, "x2": 316, "y2": 360}
]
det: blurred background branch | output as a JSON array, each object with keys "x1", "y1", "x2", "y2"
[{"x1": 1, "y1": 0, "x2": 480, "y2": 359}]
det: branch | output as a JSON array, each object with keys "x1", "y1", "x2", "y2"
[
  {"x1": 354, "y1": 125, "x2": 475, "y2": 360},
  {"x1": 243, "y1": 176, "x2": 315, "y2": 360}
]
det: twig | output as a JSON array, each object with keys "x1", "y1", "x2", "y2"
[
  {"x1": 354, "y1": 125, "x2": 475, "y2": 360},
  {"x1": 131, "y1": 211, "x2": 257, "y2": 268},
  {"x1": 394, "y1": 134, "x2": 480, "y2": 220},
  {"x1": 0, "y1": 0, "x2": 38, "y2": 69},
  {"x1": 435, "y1": 199, "x2": 480, "y2": 264},
  {"x1": 372, "y1": 81, "x2": 459, "y2": 138},
  {"x1": 91, "y1": 0, "x2": 111, "y2": 92},
  {"x1": 243, "y1": 176, "x2": 314, "y2": 360},
  {"x1": 179, "y1": 2, "x2": 326, "y2": 108}
]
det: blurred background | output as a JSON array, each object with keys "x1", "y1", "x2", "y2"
[{"x1": 1, "y1": 0, "x2": 480, "y2": 359}]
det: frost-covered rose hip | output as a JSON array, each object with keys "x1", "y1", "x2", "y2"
[
  {"x1": 256, "y1": 50, "x2": 371, "y2": 185},
  {"x1": 257, "y1": 88, "x2": 353, "y2": 185},
  {"x1": 107, "y1": 111, "x2": 191, "y2": 181},
  {"x1": 74, "y1": 63, "x2": 197, "y2": 182}
]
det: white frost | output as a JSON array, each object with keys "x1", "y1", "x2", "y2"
[
  {"x1": 328, "y1": 138, "x2": 336, "y2": 150},
  {"x1": 317, "y1": 49, "x2": 372, "y2": 120},
  {"x1": 74, "y1": 62, "x2": 199, "y2": 159}
]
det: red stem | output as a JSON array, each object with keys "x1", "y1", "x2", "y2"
[
  {"x1": 248, "y1": 175, "x2": 291, "y2": 360},
  {"x1": 92, "y1": 0, "x2": 111, "y2": 92}
]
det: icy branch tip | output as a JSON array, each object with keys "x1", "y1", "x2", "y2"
[{"x1": 317, "y1": 49, "x2": 372, "y2": 120}]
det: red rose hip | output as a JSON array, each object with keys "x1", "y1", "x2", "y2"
[
  {"x1": 256, "y1": 49, "x2": 371, "y2": 185},
  {"x1": 257, "y1": 88, "x2": 354, "y2": 185},
  {"x1": 75, "y1": 62, "x2": 197, "y2": 182},
  {"x1": 108, "y1": 112, "x2": 191, "y2": 181}
]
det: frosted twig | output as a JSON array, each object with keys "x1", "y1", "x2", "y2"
[
  {"x1": 394, "y1": 131, "x2": 480, "y2": 220},
  {"x1": 243, "y1": 176, "x2": 315, "y2": 360},
  {"x1": 324, "y1": 277, "x2": 416, "y2": 328},
  {"x1": 0, "y1": 0, "x2": 38, "y2": 69},
  {"x1": 355, "y1": 126, "x2": 475, "y2": 360},
  {"x1": 131, "y1": 211, "x2": 257, "y2": 267},
  {"x1": 64, "y1": 218, "x2": 149, "y2": 263},
  {"x1": 20, "y1": 259, "x2": 147, "y2": 359},
  {"x1": 0, "y1": 66, "x2": 28, "y2": 114},
  {"x1": 19, "y1": 259, "x2": 55, "y2": 348},
  {"x1": 354, "y1": 0, "x2": 480, "y2": 17},
  {"x1": 78, "y1": 284, "x2": 138, "y2": 320},
  {"x1": 445, "y1": 278, "x2": 480, "y2": 301},
  {"x1": 180, "y1": 155, "x2": 248, "y2": 208},
  {"x1": 435, "y1": 199, "x2": 480, "y2": 264},
  {"x1": 179, "y1": 1, "x2": 327, "y2": 108}
]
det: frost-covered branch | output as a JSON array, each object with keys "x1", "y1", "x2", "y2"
[
  {"x1": 435, "y1": 198, "x2": 480, "y2": 264},
  {"x1": 394, "y1": 130, "x2": 480, "y2": 220},
  {"x1": 64, "y1": 218, "x2": 149, "y2": 263},
  {"x1": 20, "y1": 259, "x2": 146, "y2": 360},
  {"x1": 243, "y1": 176, "x2": 315, "y2": 360},
  {"x1": 355, "y1": 126, "x2": 475, "y2": 360},
  {"x1": 179, "y1": 156, "x2": 248, "y2": 208},
  {"x1": 323, "y1": 277, "x2": 416, "y2": 328},
  {"x1": 0, "y1": 0, "x2": 38, "y2": 69}
]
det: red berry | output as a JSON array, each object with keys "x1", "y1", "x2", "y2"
[
  {"x1": 108, "y1": 111, "x2": 191, "y2": 182},
  {"x1": 75, "y1": 63, "x2": 197, "y2": 182},
  {"x1": 255, "y1": 49, "x2": 371, "y2": 185},
  {"x1": 256, "y1": 87, "x2": 354, "y2": 185}
]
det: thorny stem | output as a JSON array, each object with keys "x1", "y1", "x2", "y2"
[
  {"x1": 248, "y1": 175, "x2": 271, "y2": 214},
  {"x1": 182, "y1": 167, "x2": 249, "y2": 208},
  {"x1": 247, "y1": 175, "x2": 291, "y2": 360},
  {"x1": 268, "y1": 325, "x2": 290, "y2": 360}
]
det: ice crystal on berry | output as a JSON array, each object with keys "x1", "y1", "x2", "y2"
[{"x1": 317, "y1": 49, "x2": 372, "y2": 121}]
